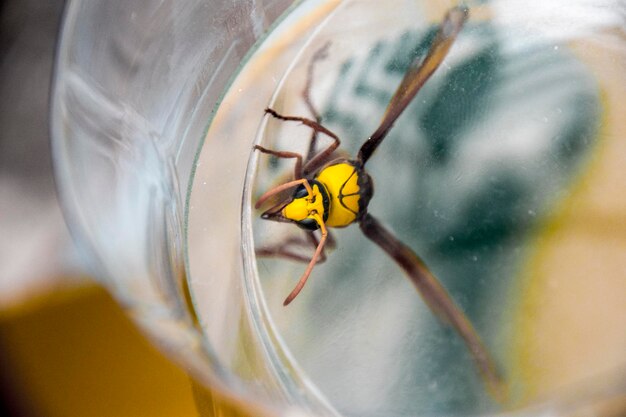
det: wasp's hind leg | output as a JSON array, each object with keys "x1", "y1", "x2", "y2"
[
  {"x1": 264, "y1": 108, "x2": 341, "y2": 175},
  {"x1": 303, "y1": 41, "x2": 330, "y2": 122},
  {"x1": 254, "y1": 145, "x2": 304, "y2": 180},
  {"x1": 256, "y1": 231, "x2": 336, "y2": 264},
  {"x1": 302, "y1": 41, "x2": 331, "y2": 163}
]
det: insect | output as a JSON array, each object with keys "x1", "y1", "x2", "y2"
[{"x1": 254, "y1": 6, "x2": 506, "y2": 400}]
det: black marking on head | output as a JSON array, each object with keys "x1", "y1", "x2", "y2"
[
  {"x1": 293, "y1": 184, "x2": 310, "y2": 199},
  {"x1": 297, "y1": 217, "x2": 320, "y2": 231}
]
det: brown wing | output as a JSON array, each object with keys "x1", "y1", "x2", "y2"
[
  {"x1": 358, "y1": 6, "x2": 469, "y2": 165},
  {"x1": 358, "y1": 213, "x2": 507, "y2": 402}
]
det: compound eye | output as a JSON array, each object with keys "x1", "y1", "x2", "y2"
[
  {"x1": 297, "y1": 217, "x2": 319, "y2": 231},
  {"x1": 293, "y1": 184, "x2": 309, "y2": 199}
]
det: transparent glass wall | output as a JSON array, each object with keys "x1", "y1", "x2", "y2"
[{"x1": 53, "y1": 0, "x2": 626, "y2": 416}]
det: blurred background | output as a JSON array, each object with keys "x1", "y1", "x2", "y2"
[{"x1": 0, "y1": 1, "x2": 204, "y2": 416}]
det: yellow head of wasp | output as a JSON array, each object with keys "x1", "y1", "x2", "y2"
[
  {"x1": 254, "y1": 6, "x2": 508, "y2": 401},
  {"x1": 281, "y1": 180, "x2": 328, "y2": 230}
]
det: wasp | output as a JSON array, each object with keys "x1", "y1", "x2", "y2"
[{"x1": 254, "y1": 6, "x2": 506, "y2": 400}]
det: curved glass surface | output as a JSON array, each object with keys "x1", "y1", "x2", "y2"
[{"x1": 53, "y1": 0, "x2": 625, "y2": 416}]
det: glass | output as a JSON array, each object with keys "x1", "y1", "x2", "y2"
[
  {"x1": 52, "y1": 0, "x2": 626, "y2": 416},
  {"x1": 51, "y1": 0, "x2": 303, "y2": 415}
]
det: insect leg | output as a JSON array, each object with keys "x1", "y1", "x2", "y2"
[
  {"x1": 358, "y1": 212, "x2": 507, "y2": 402},
  {"x1": 303, "y1": 41, "x2": 331, "y2": 122},
  {"x1": 254, "y1": 144, "x2": 304, "y2": 179},
  {"x1": 265, "y1": 108, "x2": 341, "y2": 174},
  {"x1": 255, "y1": 178, "x2": 314, "y2": 210},
  {"x1": 256, "y1": 230, "x2": 335, "y2": 264},
  {"x1": 302, "y1": 42, "x2": 331, "y2": 162},
  {"x1": 283, "y1": 213, "x2": 328, "y2": 306}
]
